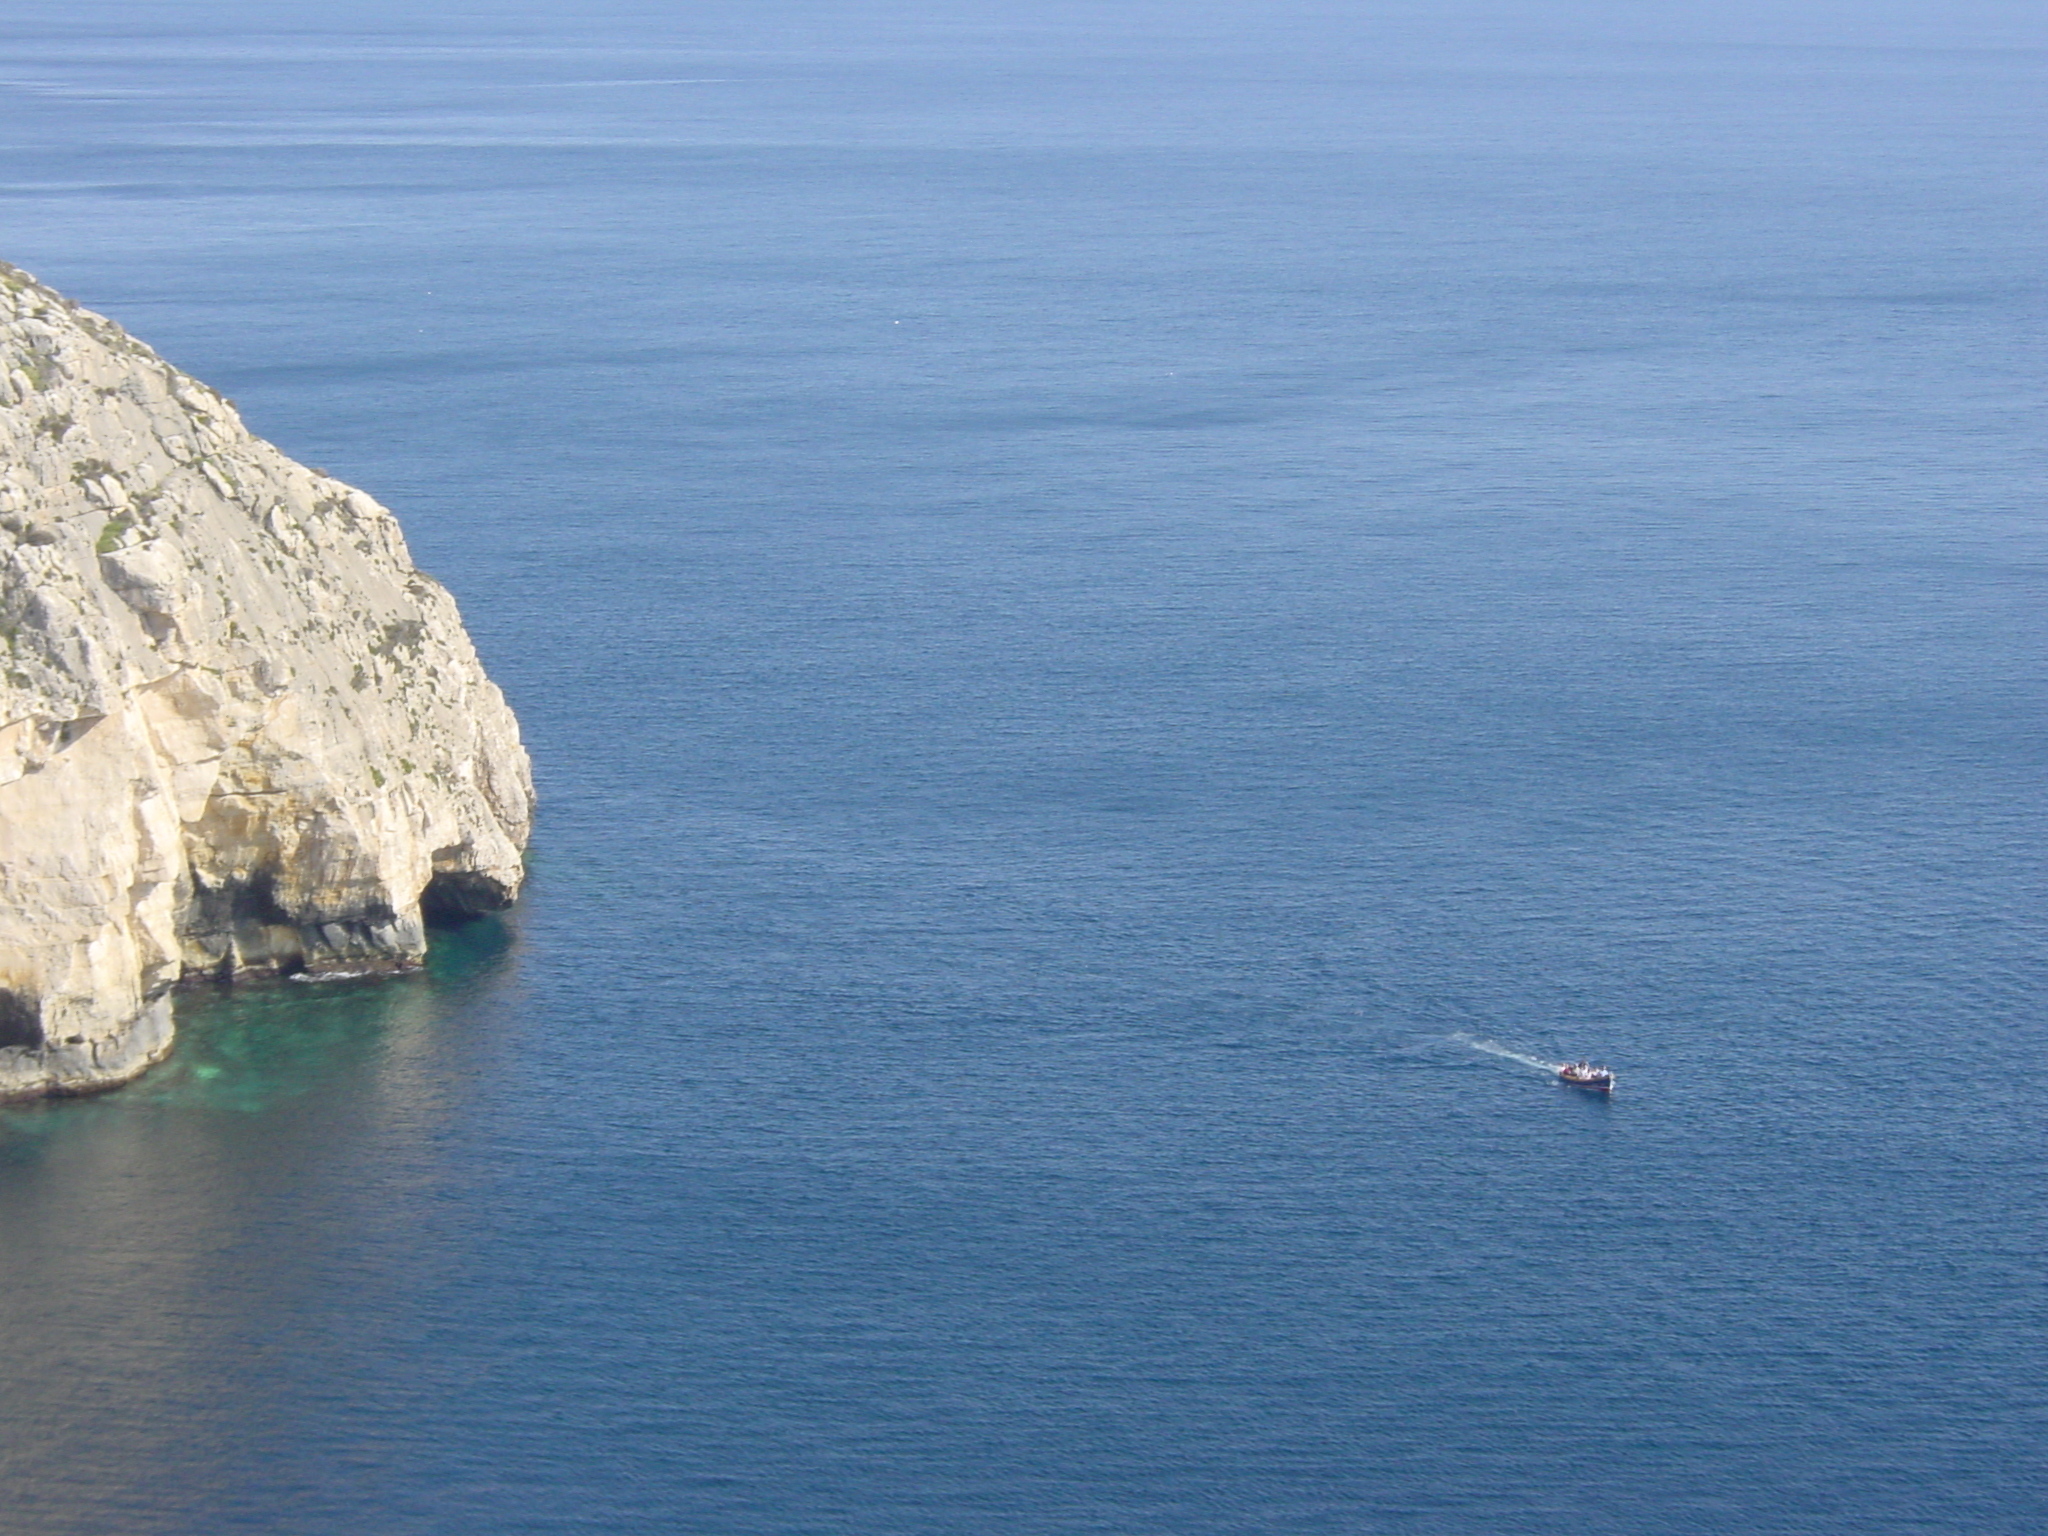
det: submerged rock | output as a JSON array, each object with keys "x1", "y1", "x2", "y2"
[{"x1": 0, "y1": 262, "x2": 533, "y2": 1098}]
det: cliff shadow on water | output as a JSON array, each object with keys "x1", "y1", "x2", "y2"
[
  {"x1": 0, "y1": 906, "x2": 526, "y2": 1531},
  {"x1": 0, "y1": 911, "x2": 521, "y2": 1141}
]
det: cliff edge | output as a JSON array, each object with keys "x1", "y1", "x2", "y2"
[{"x1": 0, "y1": 263, "x2": 532, "y2": 1098}]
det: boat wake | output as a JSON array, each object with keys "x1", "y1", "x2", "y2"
[{"x1": 1451, "y1": 1032, "x2": 1561, "y2": 1073}]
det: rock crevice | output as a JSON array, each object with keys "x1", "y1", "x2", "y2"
[{"x1": 0, "y1": 262, "x2": 533, "y2": 1098}]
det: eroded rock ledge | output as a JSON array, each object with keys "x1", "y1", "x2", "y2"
[{"x1": 0, "y1": 262, "x2": 533, "y2": 1098}]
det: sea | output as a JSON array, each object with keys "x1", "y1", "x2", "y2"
[{"x1": 0, "y1": 3, "x2": 2043, "y2": 1532}]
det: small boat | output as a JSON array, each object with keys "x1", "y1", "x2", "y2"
[{"x1": 1558, "y1": 1060, "x2": 1614, "y2": 1091}]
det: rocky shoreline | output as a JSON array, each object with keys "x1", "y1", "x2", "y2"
[{"x1": 0, "y1": 263, "x2": 532, "y2": 1098}]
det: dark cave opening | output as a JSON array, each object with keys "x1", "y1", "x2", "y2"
[
  {"x1": 421, "y1": 869, "x2": 512, "y2": 928},
  {"x1": 0, "y1": 988, "x2": 44, "y2": 1051}
]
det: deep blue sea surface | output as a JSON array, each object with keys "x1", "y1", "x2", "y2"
[{"x1": 2, "y1": 3, "x2": 2044, "y2": 1531}]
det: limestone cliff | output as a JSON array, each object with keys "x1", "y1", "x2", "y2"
[{"x1": 0, "y1": 262, "x2": 532, "y2": 1098}]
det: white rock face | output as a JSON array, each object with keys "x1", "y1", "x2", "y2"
[{"x1": 0, "y1": 262, "x2": 533, "y2": 1098}]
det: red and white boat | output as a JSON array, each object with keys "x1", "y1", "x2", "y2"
[{"x1": 1557, "y1": 1060, "x2": 1614, "y2": 1091}]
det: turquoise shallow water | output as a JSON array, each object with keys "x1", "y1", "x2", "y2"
[{"x1": 2, "y1": 3, "x2": 2045, "y2": 1532}]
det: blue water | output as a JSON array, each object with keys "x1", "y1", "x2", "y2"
[{"x1": 2, "y1": 3, "x2": 2044, "y2": 1531}]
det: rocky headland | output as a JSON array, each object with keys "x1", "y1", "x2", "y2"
[{"x1": 0, "y1": 262, "x2": 532, "y2": 1098}]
